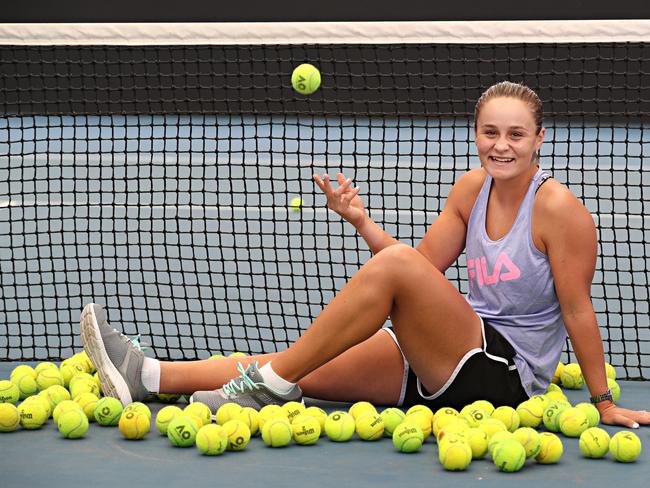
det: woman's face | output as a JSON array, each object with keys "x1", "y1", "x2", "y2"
[{"x1": 474, "y1": 96, "x2": 545, "y2": 181}]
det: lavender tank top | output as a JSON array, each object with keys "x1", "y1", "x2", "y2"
[{"x1": 465, "y1": 167, "x2": 566, "y2": 396}]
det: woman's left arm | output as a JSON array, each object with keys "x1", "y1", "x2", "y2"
[{"x1": 542, "y1": 186, "x2": 650, "y2": 428}]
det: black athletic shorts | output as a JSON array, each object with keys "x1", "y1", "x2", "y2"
[{"x1": 384, "y1": 318, "x2": 529, "y2": 411}]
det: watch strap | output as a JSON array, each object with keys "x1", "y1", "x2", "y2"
[{"x1": 590, "y1": 388, "x2": 614, "y2": 404}]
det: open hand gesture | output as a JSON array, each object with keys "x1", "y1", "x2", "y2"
[{"x1": 313, "y1": 172, "x2": 367, "y2": 228}]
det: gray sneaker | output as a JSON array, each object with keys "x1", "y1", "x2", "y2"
[
  {"x1": 80, "y1": 303, "x2": 149, "y2": 406},
  {"x1": 190, "y1": 361, "x2": 303, "y2": 413}
]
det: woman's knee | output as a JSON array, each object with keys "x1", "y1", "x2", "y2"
[{"x1": 372, "y1": 244, "x2": 435, "y2": 278}]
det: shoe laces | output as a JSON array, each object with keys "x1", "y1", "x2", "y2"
[
  {"x1": 222, "y1": 362, "x2": 260, "y2": 397},
  {"x1": 114, "y1": 329, "x2": 149, "y2": 353}
]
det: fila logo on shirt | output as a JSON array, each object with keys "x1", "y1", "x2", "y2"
[{"x1": 467, "y1": 252, "x2": 521, "y2": 288}]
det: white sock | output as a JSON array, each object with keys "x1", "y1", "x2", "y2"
[
  {"x1": 141, "y1": 357, "x2": 160, "y2": 394},
  {"x1": 259, "y1": 362, "x2": 295, "y2": 394}
]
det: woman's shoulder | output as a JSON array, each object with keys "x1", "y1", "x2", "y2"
[{"x1": 448, "y1": 167, "x2": 488, "y2": 220}]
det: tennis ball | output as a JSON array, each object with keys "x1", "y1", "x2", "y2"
[
  {"x1": 355, "y1": 411, "x2": 384, "y2": 441},
  {"x1": 228, "y1": 352, "x2": 247, "y2": 357},
  {"x1": 53, "y1": 400, "x2": 83, "y2": 424},
  {"x1": 558, "y1": 407, "x2": 589, "y2": 437},
  {"x1": 477, "y1": 418, "x2": 508, "y2": 439},
  {"x1": 291, "y1": 63, "x2": 321, "y2": 95},
  {"x1": 123, "y1": 402, "x2": 151, "y2": 420},
  {"x1": 184, "y1": 402, "x2": 212, "y2": 427},
  {"x1": 438, "y1": 419, "x2": 469, "y2": 443},
  {"x1": 461, "y1": 405, "x2": 489, "y2": 427},
  {"x1": 58, "y1": 409, "x2": 89, "y2": 439},
  {"x1": 18, "y1": 399, "x2": 49, "y2": 429},
  {"x1": 34, "y1": 361, "x2": 58, "y2": 374},
  {"x1": 155, "y1": 405, "x2": 183, "y2": 435},
  {"x1": 258, "y1": 404, "x2": 286, "y2": 429},
  {"x1": 215, "y1": 402, "x2": 242, "y2": 425},
  {"x1": 196, "y1": 424, "x2": 228, "y2": 455},
  {"x1": 68, "y1": 372, "x2": 95, "y2": 390},
  {"x1": 560, "y1": 363, "x2": 584, "y2": 389},
  {"x1": 607, "y1": 378, "x2": 621, "y2": 402},
  {"x1": 156, "y1": 393, "x2": 181, "y2": 403},
  {"x1": 292, "y1": 415, "x2": 321, "y2": 445},
  {"x1": 223, "y1": 419, "x2": 251, "y2": 451},
  {"x1": 0, "y1": 380, "x2": 20, "y2": 404},
  {"x1": 0, "y1": 403, "x2": 20, "y2": 432},
  {"x1": 31, "y1": 394, "x2": 53, "y2": 418},
  {"x1": 513, "y1": 427, "x2": 541, "y2": 458},
  {"x1": 324, "y1": 411, "x2": 356, "y2": 442},
  {"x1": 237, "y1": 406, "x2": 260, "y2": 436},
  {"x1": 348, "y1": 401, "x2": 377, "y2": 420},
  {"x1": 516, "y1": 400, "x2": 543, "y2": 428},
  {"x1": 552, "y1": 361, "x2": 565, "y2": 384},
  {"x1": 392, "y1": 421, "x2": 424, "y2": 453},
  {"x1": 439, "y1": 440, "x2": 473, "y2": 471},
  {"x1": 604, "y1": 362, "x2": 616, "y2": 380},
  {"x1": 490, "y1": 406, "x2": 520, "y2": 432},
  {"x1": 289, "y1": 197, "x2": 303, "y2": 212},
  {"x1": 529, "y1": 394, "x2": 550, "y2": 411},
  {"x1": 405, "y1": 411, "x2": 432, "y2": 438},
  {"x1": 493, "y1": 438, "x2": 527, "y2": 472},
  {"x1": 167, "y1": 415, "x2": 199, "y2": 447},
  {"x1": 609, "y1": 431, "x2": 642, "y2": 463},
  {"x1": 74, "y1": 392, "x2": 99, "y2": 421},
  {"x1": 471, "y1": 400, "x2": 495, "y2": 415},
  {"x1": 465, "y1": 428, "x2": 489, "y2": 459},
  {"x1": 36, "y1": 368, "x2": 64, "y2": 390},
  {"x1": 433, "y1": 407, "x2": 459, "y2": 424},
  {"x1": 209, "y1": 354, "x2": 225, "y2": 360},
  {"x1": 283, "y1": 401, "x2": 306, "y2": 423},
  {"x1": 380, "y1": 407, "x2": 405, "y2": 437},
  {"x1": 11, "y1": 372, "x2": 38, "y2": 400},
  {"x1": 405, "y1": 404, "x2": 434, "y2": 424},
  {"x1": 44, "y1": 384, "x2": 71, "y2": 408},
  {"x1": 69, "y1": 378, "x2": 100, "y2": 399},
  {"x1": 546, "y1": 383, "x2": 563, "y2": 394},
  {"x1": 73, "y1": 351, "x2": 96, "y2": 373},
  {"x1": 579, "y1": 427, "x2": 610, "y2": 458},
  {"x1": 433, "y1": 413, "x2": 466, "y2": 439},
  {"x1": 119, "y1": 410, "x2": 150, "y2": 440},
  {"x1": 304, "y1": 406, "x2": 327, "y2": 431},
  {"x1": 261, "y1": 416, "x2": 293, "y2": 447},
  {"x1": 10, "y1": 365, "x2": 36, "y2": 380},
  {"x1": 488, "y1": 430, "x2": 516, "y2": 457},
  {"x1": 535, "y1": 432, "x2": 564, "y2": 464},
  {"x1": 575, "y1": 402, "x2": 600, "y2": 427},
  {"x1": 543, "y1": 400, "x2": 570, "y2": 432},
  {"x1": 94, "y1": 397, "x2": 123, "y2": 426},
  {"x1": 545, "y1": 389, "x2": 569, "y2": 403}
]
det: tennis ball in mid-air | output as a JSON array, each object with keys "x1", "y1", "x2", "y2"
[
  {"x1": 196, "y1": 424, "x2": 228, "y2": 455},
  {"x1": 0, "y1": 403, "x2": 20, "y2": 432},
  {"x1": 167, "y1": 415, "x2": 199, "y2": 447},
  {"x1": 439, "y1": 440, "x2": 473, "y2": 471},
  {"x1": 18, "y1": 399, "x2": 49, "y2": 429},
  {"x1": 609, "y1": 431, "x2": 642, "y2": 463},
  {"x1": 223, "y1": 419, "x2": 251, "y2": 451},
  {"x1": 119, "y1": 410, "x2": 151, "y2": 440},
  {"x1": 291, "y1": 63, "x2": 321, "y2": 95},
  {"x1": 579, "y1": 427, "x2": 610, "y2": 458},
  {"x1": 155, "y1": 405, "x2": 183, "y2": 435},
  {"x1": 58, "y1": 409, "x2": 89, "y2": 439},
  {"x1": 380, "y1": 407, "x2": 406, "y2": 437},
  {"x1": 324, "y1": 411, "x2": 355, "y2": 442},
  {"x1": 535, "y1": 432, "x2": 564, "y2": 464},
  {"x1": 355, "y1": 411, "x2": 384, "y2": 441},
  {"x1": 261, "y1": 416, "x2": 293, "y2": 447},
  {"x1": 0, "y1": 380, "x2": 20, "y2": 404},
  {"x1": 558, "y1": 407, "x2": 589, "y2": 438},
  {"x1": 289, "y1": 197, "x2": 303, "y2": 212},
  {"x1": 392, "y1": 421, "x2": 424, "y2": 453},
  {"x1": 292, "y1": 415, "x2": 321, "y2": 445},
  {"x1": 560, "y1": 363, "x2": 584, "y2": 389},
  {"x1": 94, "y1": 397, "x2": 123, "y2": 426},
  {"x1": 492, "y1": 438, "x2": 527, "y2": 472}
]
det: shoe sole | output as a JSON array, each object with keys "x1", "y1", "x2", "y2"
[{"x1": 80, "y1": 304, "x2": 133, "y2": 406}]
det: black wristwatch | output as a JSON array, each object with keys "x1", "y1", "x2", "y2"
[{"x1": 590, "y1": 388, "x2": 614, "y2": 404}]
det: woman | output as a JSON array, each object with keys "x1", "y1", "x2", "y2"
[{"x1": 81, "y1": 81, "x2": 649, "y2": 428}]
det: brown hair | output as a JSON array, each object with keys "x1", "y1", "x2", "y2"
[{"x1": 474, "y1": 81, "x2": 543, "y2": 134}]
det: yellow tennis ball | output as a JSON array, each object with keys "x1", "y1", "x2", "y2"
[
  {"x1": 57, "y1": 408, "x2": 89, "y2": 439},
  {"x1": 155, "y1": 405, "x2": 183, "y2": 435},
  {"x1": 392, "y1": 421, "x2": 424, "y2": 453},
  {"x1": 405, "y1": 404, "x2": 434, "y2": 424},
  {"x1": 380, "y1": 407, "x2": 406, "y2": 437},
  {"x1": 609, "y1": 431, "x2": 642, "y2": 463},
  {"x1": 10, "y1": 372, "x2": 38, "y2": 400},
  {"x1": 69, "y1": 378, "x2": 99, "y2": 399},
  {"x1": 355, "y1": 411, "x2": 384, "y2": 441},
  {"x1": 516, "y1": 400, "x2": 544, "y2": 428},
  {"x1": 324, "y1": 411, "x2": 356, "y2": 442},
  {"x1": 184, "y1": 402, "x2": 212, "y2": 427},
  {"x1": 258, "y1": 404, "x2": 286, "y2": 429},
  {"x1": 477, "y1": 418, "x2": 508, "y2": 440},
  {"x1": 261, "y1": 416, "x2": 293, "y2": 447},
  {"x1": 74, "y1": 392, "x2": 99, "y2": 421},
  {"x1": 291, "y1": 63, "x2": 321, "y2": 95},
  {"x1": 460, "y1": 405, "x2": 489, "y2": 427},
  {"x1": 34, "y1": 361, "x2": 58, "y2": 375},
  {"x1": 18, "y1": 399, "x2": 49, "y2": 429},
  {"x1": 31, "y1": 393, "x2": 53, "y2": 418},
  {"x1": 466, "y1": 428, "x2": 489, "y2": 459},
  {"x1": 292, "y1": 415, "x2": 321, "y2": 445},
  {"x1": 543, "y1": 400, "x2": 570, "y2": 432},
  {"x1": 237, "y1": 406, "x2": 260, "y2": 436},
  {"x1": 579, "y1": 427, "x2": 610, "y2": 458},
  {"x1": 11, "y1": 365, "x2": 36, "y2": 380},
  {"x1": 471, "y1": 400, "x2": 495, "y2": 416},
  {"x1": 529, "y1": 394, "x2": 550, "y2": 411},
  {"x1": 575, "y1": 402, "x2": 600, "y2": 427},
  {"x1": 44, "y1": 385, "x2": 71, "y2": 409},
  {"x1": 513, "y1": 427, "x2": 541, "y2": 459},
  {"x1": 439, "y1": 440, "x2": 473, "y2": 471},
  {"x1": 228, "y1": 352, "x2": 248, "y2": 358},
  {"x1": 304, "y1": 406, "x2": 327, "y2": 431},
  {"x1": 59, "y1": 362, "x2": 85, "y2": 388},
  {"x1": 36, "y1": 368, "x2": 64, "y2": 390},
  {"x1": 283, "y1": 401, "x2": 306, "y2": 423},
  {"x1": 157, "y1": 393, "x2": 181, "y2": 403},
  {"x1": 167, "y1": 415, "x2": 199, "y2": 447},
  {"x1": 196, "y1": 424, "x2": 228, "y2": 455},
  {"x1": 53, "y1": 400, "x2": 83, "y2": 424},
  {"x1": 123, "y1": 401, "x2": 151, "y2": 420},
  {"x1": 491, "y1": 406, "x2": 520, "y2": 432},
  {"x1": 215, "y1": 402, "x2": 242, "y2": 425},
  {"x1": 119, "y1": 410, "x2": 151, "y2": 440},
  {"x1": 535, "y1": 432, "x2": 564, "y2": 464},
  {"x1": 492, "y1": 438, "x2": 526, "y2": 472},
  {"x1": 437, "y1": 419, "x2": 469, "y2": 443},
  {"x1": 607, "y1": 378, "x2": 621, "y2": 402},
  {"x1": 545, "y1": 389, "x2": 569, "y2": 403},
  {"x1": 94, "y1": 397, "x2": 123, "y2": 426},
  {"x1": 0, "y1": 403, "x2": 20, "y2": 432},
  {"x1": 433, "y1": 413, "x2": 464, "y2": 439},
  {"x1": 552, "y1": 361, "x2": 565, "y2": 384},
  {"x1": 209, "y1": 354, "x2": 225, "y2": 360},
  {"x1": 604, "y1": 362, "x2": 616, "y2": 380},
  {"x1": 560, "y1": 363, "x2": 584, "y2": 389},
  {"x1": 488, "y1": 430, "x2": 516, "y2": 457},
  {"x1": 223, "y1": 419, "x2": 251, "y2": 451},
  {"x1": 0, "y1": 380, "x2": 20, "y2": 404},
  {"x1": 289, "y1": 197, "x2": 303, "y2": 212},
  {"x1": 73, "y1": 351, "x2": 96, "y2": 373},
  {"x1": 348, "y1": 401, "x2": 377, "y2": 420},
  {"x1": 433, "y1": 406, "x2": 459, "y2": 425},
  {"x1": 405, "y1": 411, "x2": 433, "y2": 438},
  {"x1": 546, "y1": 383, "x2": 563, "y2": 394},
  {"x1": 558, "y1": 407, "x2": 589, "y2": 438}
]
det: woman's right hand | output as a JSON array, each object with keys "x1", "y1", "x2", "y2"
[{"x1": 313, "y1": 172, "x2": 367, "y2": 228}]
